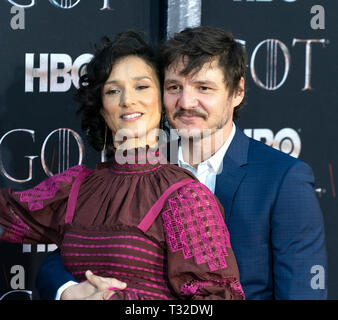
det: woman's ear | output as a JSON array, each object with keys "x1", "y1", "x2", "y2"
[{"x1": 100, "y1": 108, "x2": 110, "y2": 128}]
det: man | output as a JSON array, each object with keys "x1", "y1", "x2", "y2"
[{"x1": 36, "y1": 26, "x2": 327, "y2": 299}]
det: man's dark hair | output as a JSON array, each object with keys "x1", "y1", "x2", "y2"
[
  {"x1": 159, "y1": 26, "x2": 247, "y2": 120},
  {"x1": 76, "y1": 30, "x2": 159, "y2": 151}
]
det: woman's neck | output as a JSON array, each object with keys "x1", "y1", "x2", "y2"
[{"x1": 113, "y1": 130, "x2": 159, "y2": 150}]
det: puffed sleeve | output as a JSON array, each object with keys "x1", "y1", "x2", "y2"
[
  {"x1": 162, "y1": 181, "x2": 245, "y2": 300},
  {"x1": 0, "y1": 165, "x2": 87, "y2": 245}
]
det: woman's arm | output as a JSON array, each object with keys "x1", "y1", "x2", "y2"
[
  {"x1": 0, "y1": 165, "x2": 84, "y2": 244},
  {"x1": 163, "y1": 181, "x2": 245, "y2": 300}
]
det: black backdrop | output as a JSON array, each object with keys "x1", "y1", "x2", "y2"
[
  {"x1": 201, "y1": 0, "x2": 337, "y2": 299},
  {"x1": 0, "y1": 0, "x2": 336, "y2": 300},
  {"x1": 0, "y1": 0, "x2": 163, "y2": 300}
]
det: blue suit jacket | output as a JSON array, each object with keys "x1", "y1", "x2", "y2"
[{"x1": 36, "y1": 128, "x2": 327, "y2": 299}]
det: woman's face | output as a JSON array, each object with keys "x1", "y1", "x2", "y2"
[{"x1": 101, "y1": 55, "x2": 161, "y2": 147}]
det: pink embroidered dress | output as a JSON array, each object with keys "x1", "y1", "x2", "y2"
[{"x1": 0, "y1": 147, "x2": 244, "y2": 300}]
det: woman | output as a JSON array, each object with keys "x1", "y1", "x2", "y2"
[{"x1": 0, "y1": 31, "x2": 244, "y2": 300}]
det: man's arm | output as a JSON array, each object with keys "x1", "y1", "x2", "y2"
[
  {"x1": 36, "y1": 249, "x2": 77, "y2": 300},
  {"x1": 36, "y1": 249, "x2": 127, "y2": 300},
  {"x1": 271, "y1": 161, "x2": 327, "y2": 299}
]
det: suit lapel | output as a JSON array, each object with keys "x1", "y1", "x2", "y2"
[{"x1": 215, "y1": 128, "x2": 249, "y2": 222}]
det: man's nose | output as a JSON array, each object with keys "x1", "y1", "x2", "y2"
[{"x1": 178, "y1": 88, "x2": 198, "y2": 109}]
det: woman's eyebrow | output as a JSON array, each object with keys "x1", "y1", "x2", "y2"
[
  {"x1": 104, "y1": 76, "x2": 153, "y2": 85},
  {"x1": 104, "y1": 80, "x2": 119, "y2": 85},
  {"x1": 133, "y1": 76, "x2": 153, "y2": 81}
]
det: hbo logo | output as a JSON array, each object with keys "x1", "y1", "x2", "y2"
[
  {"x1": 244, "y1": 128, "x2": 301, "y2": 158},
  {"x1": 25, "y1": 53, "x2": 93, "y2": 92}
]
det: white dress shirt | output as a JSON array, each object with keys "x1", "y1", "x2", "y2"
[
  {"x1": 55, "y1": 281, "x2": 78, "y2": 300},
  {"x1": 177, "y1": 123, "x2": 236, "y2": 193}
]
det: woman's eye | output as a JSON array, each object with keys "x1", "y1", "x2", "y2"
[
  {"x1": 167, "y1": 85, "x2": 180, "y2": 92},
  {"x1": 106, "y1": 88, "x2": 120, "y2": 95},
  {"x1": 136, "y1": 85, "x2": 150, "y2": 90}
]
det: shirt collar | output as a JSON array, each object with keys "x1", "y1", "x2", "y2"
[{"x1": 178, "y1": 123, "x2": 236, "y2": 173}]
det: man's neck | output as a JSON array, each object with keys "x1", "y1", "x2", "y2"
[{"x1": 182, "y1": 122, "x2": 233, "y2": 168}]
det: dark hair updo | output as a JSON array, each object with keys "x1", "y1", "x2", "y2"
[{"x1": 76, "y1": 30, "x2": 160, "y2": 151}]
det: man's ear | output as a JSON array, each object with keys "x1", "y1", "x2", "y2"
[{"x1": 232, "y1": 77, "x2": 245, "y2": 107}]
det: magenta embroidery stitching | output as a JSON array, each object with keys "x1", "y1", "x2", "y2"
[
  {"x1": 180, "y1": 280, "x2": 205, "y2": 296},
  {"x1": 2, "y1": 208, "x2": 30, "y2": 242},
  {"x1": 15, "y1": 165, "x2": 83, "y2": 211},
  {"x1": 227, "y1": 279, "x2": 245, "y2": 299},
  {"x1": 162, "y1": 181, "x2": 231, "y2": 272},
  {"x1": 180, "y1": 278, "x2": 245, "y2": 299}
]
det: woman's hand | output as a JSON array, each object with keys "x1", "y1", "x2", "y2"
[
  {"x1": 60, "y1": 270, "x2": 127, "y2": 300},
  {"x1": 84, "y1": 288, "x2": 120, "y2": 300}
]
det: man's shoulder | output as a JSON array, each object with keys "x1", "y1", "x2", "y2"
[
  {"x1": 231, "y1": 136, "x2": 316, "y2": 196},
  {"x1": 247, "y1": 136, "x2": 299, "y2": 165}
]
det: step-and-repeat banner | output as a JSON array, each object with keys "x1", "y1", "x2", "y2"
[
  {"x1": 0, "y1": 0, "x2": 336, "y2": 299},
  {"x1": 200, "y1": 0, "x2": 336, "y2": 299},
  {"x1": 0, "y1": 0, "x2": 162, "y2": 300}
]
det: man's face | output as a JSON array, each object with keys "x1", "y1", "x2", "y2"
[{"x1": 163, "y1": 58, "x2": 244, "y2": 140}]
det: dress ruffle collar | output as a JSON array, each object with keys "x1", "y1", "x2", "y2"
[{"x1": 97, "y1": 144, "x2": 168, "y2": 173}]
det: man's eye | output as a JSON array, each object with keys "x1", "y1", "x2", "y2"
[
  {"x1": 167, "y1": 85, "x2": 180, "y2": 92},
  {"x1": 200, "y1": 86, "x2": 211, "y2": 92}
]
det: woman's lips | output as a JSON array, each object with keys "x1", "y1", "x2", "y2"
[{"x1": 120, "y1": 112, "x2": 143, "y2": 122}]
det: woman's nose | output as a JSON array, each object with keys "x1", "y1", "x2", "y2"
[{"x1": 120, "y1": 88, "x2": 136, "y2": 107}]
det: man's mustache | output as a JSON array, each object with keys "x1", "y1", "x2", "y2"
[{"x1": 173, "y1": 109, "x2": 207, "y2": 120}]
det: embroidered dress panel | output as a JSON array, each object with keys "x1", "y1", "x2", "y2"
[
  {"x1": 15, "y1": 165, "x2": 83, "y2": 211},
  {"x1": 162, "y1": 181, "x2": 231, "y2": 272}
]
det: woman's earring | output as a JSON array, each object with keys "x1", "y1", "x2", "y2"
[{"x1": 103, "y1": 124, "x2": 107, "y2": 151}]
